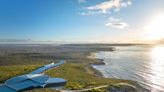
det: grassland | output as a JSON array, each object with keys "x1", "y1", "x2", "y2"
[
  {"x1": 0, "y1": 65, "x2": 40, "y2": 83},
  {"x1": 0, "y1": 44, "x2": 144, "y2": 92},
  {"x1": 46, "y1": 63, "x2": 134, "y2": 89}
]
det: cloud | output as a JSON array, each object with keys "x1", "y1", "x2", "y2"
[
  {"x1": 105, "y1": 17, "x2": 128, "y2": 29},
  {"x1": 85, "y1": 0, "x2": 132, "y2": 14},
  {"x1": 78, "y1": 0, "x2": 87, "y2": 3},
  {"x1": 79, "y1": 10, "x2": 106, "y2": 16},
  {"x1": 79, "y1": 0, "x2": 131, "y2": 30}
]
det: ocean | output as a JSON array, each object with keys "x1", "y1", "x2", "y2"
[{"x1": 93, "y1": 45, "x2": 164, "y2": 92}]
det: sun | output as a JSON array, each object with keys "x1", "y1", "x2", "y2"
[{"x1": 146, "y1": 14, "x2": 164, "y2": 40}]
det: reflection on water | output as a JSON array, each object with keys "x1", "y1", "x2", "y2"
[
  {"x1": 149, "y1": 46, "x2": 164, "y2": 91},
  {"x1": 93, "y1": 45, "x2": 164, "y2": 92}
]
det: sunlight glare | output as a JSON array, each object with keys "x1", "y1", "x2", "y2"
[
  {"x1": 149, "y1": 46, "x2": 164, "y2": 91},
  {"x1": 146, "y1": 14, "x2": 164, "y2": 40}
]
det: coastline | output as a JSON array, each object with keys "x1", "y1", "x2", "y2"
[
  {"x1": 87, "y1": 52, "x2": 105, "y2": 77},
  {"x1": 87, "y1": 52, "x2": 105, "y2": 65},
  {"x1": 0, "y1": 44, "x2": 152, "y2": 92},
  {"x1": 88, "y1": 52, "x2": 150, "y2": 92}
]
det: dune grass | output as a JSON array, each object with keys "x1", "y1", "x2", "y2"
[
  {"x1": 0, "y1": 63, "x2": 134, "y2": 92},
  {"x1": 0, "y1": 44, "x2": 137, "y2": 92},
  {"x1": 0, "y1": 65, "x2": 39, "y2": 83},
  {"x1": 46, "y1": 63, "x2": 133, "y2": 90}
]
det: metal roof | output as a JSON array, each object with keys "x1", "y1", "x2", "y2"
[
  {"x1": 0, "y1": 60, "x2": 66, "y2": 92},
  {"x1": 31, "y1": 60, "x2": 65, "y2": 74}
]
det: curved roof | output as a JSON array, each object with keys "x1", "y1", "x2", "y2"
[
  {"x1": 0, "y1": 61, "x2": 66, "y2": 92},
  {"x1": 31, "y1": 60, "x2": 65, "y2": 74},
  {"x1": 5, "y1": 74, "x2": 46, "y2": 85}
]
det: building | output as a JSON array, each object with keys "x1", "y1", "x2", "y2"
[{"x1": 0, "y1": 61, "x2": 66, "y2": 92}]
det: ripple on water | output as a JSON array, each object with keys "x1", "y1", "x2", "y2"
[{"x1": 93, "y1": 45, "x2": 164, "y2": 92}]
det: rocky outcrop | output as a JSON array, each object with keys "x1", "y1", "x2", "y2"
[{"x1": 107, "y1": 83, "x2": 138, "y2": 92}]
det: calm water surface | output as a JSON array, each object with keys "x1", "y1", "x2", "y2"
[{"x1": 93, "y1": 45, "x2": 164, "y2": 92}]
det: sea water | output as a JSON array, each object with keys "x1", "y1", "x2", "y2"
[{"x1": 93, "y1": 45, "x2": 164, "y2": 92}]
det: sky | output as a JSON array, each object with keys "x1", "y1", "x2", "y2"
[{"x1": 0, "y1": 0, "x2": 164, "y2": 43}]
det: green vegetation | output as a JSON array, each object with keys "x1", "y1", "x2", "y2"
[
  {"x1": 0, "y1": 65, "x2": 39, "y2": 83},
  {"x1": 0, "y1": 54, "x2": 56, "y2": 66},
  {"x1": 0, "y1": 44, "x2": 142, "y2": 92},
  {"x1": 0, "y1": 63, "x2": 133, "y2": 92},
  {"x1": 86, "y1": 88, "x2": 106, "y2": 92},
  {"x1": 46, "y1": 63, "x2": 132, "y2": 90},
  {"x1": 24, "y1": 89, "x2": 60, "y2": 92}
]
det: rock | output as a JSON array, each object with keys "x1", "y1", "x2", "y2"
[{"x1": 107, "y1": 83, "x2": 137, "y2": 92}]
